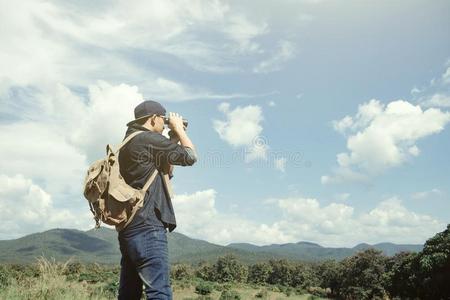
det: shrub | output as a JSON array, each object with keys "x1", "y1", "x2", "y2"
[
  {"x1": 214, "y1": 254, "x2": 248, "y2": 283},
  {"x1": 195, "y1": 281, "x2": 214, "y2": 295},
  {"x1": 0, "y1": 265, "x2": 9, "y2": 288},
  {"x1": 219, "y1": 289, "x2": 241, "y2": 300},
  {"x1": 64, "y1": 262, "x2": 83, "y2": 275},
  {"x1": 248, "y1": 262, "x2": 272, "y2": 285},
  {"x1": 284, "y1": 286, "x2": 293, "y2": 296},
  {"x1": 307, "y1": 286, "x2": 328, "y2": 298},
  {"x1": 254, "y1": 288, "x2": 268, "y2": 298},
  {"x1": 196, "y1": 262, "x2": 216, "y2": 281},
  {"x1": 171, "y1": 263, "x2": 193, "y2": 280},
  {"x1": 268, "y1": 259, "x2": 294, "y2": 286},
  {"x1": 103, "y1": 280, "x2": 119, "y2": 297}
]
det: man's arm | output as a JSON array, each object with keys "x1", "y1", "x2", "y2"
[
  {"x1": 167, "y1": 112, "x2": 198, "y2": 166},
  {"x1": 168, "y1": 112, "x2": 196, "y2": 153}
]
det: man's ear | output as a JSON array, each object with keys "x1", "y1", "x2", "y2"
[{"x1": 150, "y1": 115, "x2": 156, "y2": 126}]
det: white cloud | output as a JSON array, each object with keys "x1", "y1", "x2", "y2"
[
  {"x1": 410, "y1": 86, "x2": 422, "y2": 95},
  {"x1": 414, "y1": 62, "x2": 450, "y2": 108},
  {"x1": 222, "y1": 14, "x2": 268, "y2": 54},
  {"x1": 0, "y1": 121, "x2": 87, "y2": 196},
  {"x1": 321, "y1": 168, "x2": 368, "y2": 185},
  {"x1": 214, "y1": 103, "x2": 264, "y2": 146},
  {"x1": 173, "y1": 189, "x2": 445, "y2": 246},
  {"x1": 274, "y1": 157, "x2": 287, "y2": 172},
  {"x1": 275, "y1": 196, "x2": 444, "y2": 246},
  {"x1": 213, "y1": 102, "x2": 268, "y2": 161},
  {"x1": 1, "y1": 81, "x2": 145, "y2": 163},
  {"x1": 0, "y1": 174, "x2": 91, "y2": 239},
  {"x1": 173, "y1": 189, "x2": 289, "y2": 245},
  {"x1": 421, "y1": 93, "x2": 450, "y2": 108},
  {"x1": 324, "y1": 99, "x2": 450, "y2": 183},
  {"x1": 442, "y1": 66, "x2": 450, "y2": 84},
  {"x1": 0, "y1": 0, "x2": 291, "y2": 102},
  {"x1": 253, "y1": 40, "x2": 296, "y2": 73},
  {"x1": 245, "y1": 143, "x2": 269, "y2": 162},
  {"x1": 411, "y1": 188, "x2": 443, "y2": 200},
  {"x1": 332, "y1": 115, "x2": 354, "y2": 135},
  {"x1": 69, "y1": 81, "x2": 145, "y2": 161},
  {"x1": 0, "y1": 81, "x2": 150, "y2": 234},
  {"x1": 335, "y1": 193, "x2": 350, "y2": 201}
]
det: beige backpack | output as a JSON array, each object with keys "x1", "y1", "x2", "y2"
[{"x1": 83, "y1": 131, "x2": 159, "y2": 231}]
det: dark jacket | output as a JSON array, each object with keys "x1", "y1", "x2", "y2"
[{"x1": 118, "y1": 124, "x2": 197, "y2": 233}]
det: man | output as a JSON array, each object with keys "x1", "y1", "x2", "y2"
[{"x1": 117, "y1": 100, "x2": 197, "y2": 299}]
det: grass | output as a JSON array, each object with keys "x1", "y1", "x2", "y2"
[
  {"x1": 173, "y1": 282, "x2": 324, "y2": 299},
  {"x1": 0, "y1": 257, "x2": 327, "y2": 300}
]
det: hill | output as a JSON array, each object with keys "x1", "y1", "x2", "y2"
[{"x1": 0, "y1": 228, "x2": 423, "y2": 265}]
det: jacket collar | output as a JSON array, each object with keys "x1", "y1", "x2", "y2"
[{"x1": 125, "y1": 123, "x2": 156, "y2": 138}]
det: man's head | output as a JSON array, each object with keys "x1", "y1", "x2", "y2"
[{"x1": 127, "y1": 100, "x2": 166, "y2": 133}]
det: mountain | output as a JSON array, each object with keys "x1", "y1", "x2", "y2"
[
  {"x1": 0, "y1": 228, "x2": 280, "y2": 265},
  {"x1": 228, "y1": 241, "x2": 353, "y2": 261},
  {"x1": 353, "y1": 242, "x2": 423, "y2": 256},
  {"x1": 0, "y1": 228, "x2": 423, "y2": 265},
  {"x1": 228, "y1": 241, "x2": 423, "y2": 260}
]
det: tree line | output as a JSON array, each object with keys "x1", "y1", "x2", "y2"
[{"x1": 171, "y1": 224, "x2": 450, "y2": 299}]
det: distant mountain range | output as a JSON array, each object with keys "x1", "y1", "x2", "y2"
[{"x1": 0, "y1": 228, "x2": 423, "y2": 265}]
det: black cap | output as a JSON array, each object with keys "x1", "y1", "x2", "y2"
[{"x1": 127, "y1": 100, "x2": 166, "y2": 126}]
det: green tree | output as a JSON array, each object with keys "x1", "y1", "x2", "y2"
[
  {"x1": 171, "y1": 263, "x2": 193, "y2": 280},
  {"x1": 248, "y1": 262, "x2": 272, "y2": 285},
  {"x1": 385, "y1": 251, "x2": 420, "y2": 299},
  {"x1": 417, "y1": 224, "x2": 450, "y2": 299},
  {"x1": 337, "y1": 249, "x2": 387, "y2": 300},
  {"x1": 195, "y1": 261, "x2": 216, "y2": 282},
  {"x1": 316, "y1": 259, "x2": 341, "y2": 295},
  {"x1": 214, "y1": 254, "x2": 248, "y2": 283},
  {"x1": 291, "y1": 263, "x2": 319, "y2": 289},
  {"x1": 267, "y1": 259, "x2": 294, "y2": 286}
]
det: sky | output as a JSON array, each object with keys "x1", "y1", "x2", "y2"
[{"x1": 0, "y1": 0, "x2": 449, "y2": 247}]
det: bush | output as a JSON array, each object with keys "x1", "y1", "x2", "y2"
[
  {"x1": 196, "y1": 262, "x2": 216, "y2": 281},
  {"x1": 64, "y1": 262, "x2": 83, "y2": 275},
  {"x1": 0, "y1": 265, "x2": 9, "y2": 288},
  {"x1": 248, "y1": 262, "x2": 272, "y2": 285},
  {"x1": 284, "y1": 286, "x2": 293, "y2": 296},
  {"x1": 268, "y1": 259, "x2": 294, "y2": 286},
  {"x1": 171, "y1": 263, "x2": 193, "y2": 280},
  {"x1": 219, "y1": 289, "x2": 241, "y2": 300},
  {"x1": 103, "y1": 280, "x2": 119, "y2": 297},
  {"x1": 214, "y1": 254, "x2": 248, "y2": 283},
  {"x1": 307, "y1": 286, "x2": 328, "y2": 298},
  {"x1": 254, "y1": 288, "x2": 268, "y2": 298},
  {"x1": 195, "y1": 281, "x2": 214, "y2": 295}
]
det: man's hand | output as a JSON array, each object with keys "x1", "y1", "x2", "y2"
[
  {"x1": 169, "y1": 130, "x2": 180, "y2": 144},
  {"x1": 167, "y1": 111, "x2": 197, "y2": 158},
  {"x1": 168, "y1": 112, "x2": 185, "y2": 134}
]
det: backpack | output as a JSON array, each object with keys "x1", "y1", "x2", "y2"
[{"x1": 83, "y1": 130, "x2": 159, "y2": 231}]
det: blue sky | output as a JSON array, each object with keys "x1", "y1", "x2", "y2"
[{"x1": 0, "y1": 0, "x2": 449, "y2": 246}]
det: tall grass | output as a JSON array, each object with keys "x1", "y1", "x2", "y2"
[
  {"x1": 0, "y1": 257, "x2": 326, "y2": 300},
  {"x1": 0, "y1": 257, "x2": 112, "y2": 300}
]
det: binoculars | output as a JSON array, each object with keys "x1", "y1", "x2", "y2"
[{"x1": 163, "y1": 116, "x2": 188, "y2": 128}]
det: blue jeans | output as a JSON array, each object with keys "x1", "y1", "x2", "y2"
[{"x1": 118, "y1": 225, "x2": 173, "y2": 300}]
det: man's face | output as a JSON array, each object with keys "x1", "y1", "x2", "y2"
[{"x1": 154, "y1": 114, "x2": 165, "y2": 133}]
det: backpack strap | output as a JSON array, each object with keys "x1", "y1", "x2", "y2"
[
  {"x1": 117, "y1": 129, "x2": 159, "y2": 192},
  {"x1": 118, "y1": 168, "x2": 160, "y2": 231},
  {"x1": 114, "y1": 130, "x2": 144, "y2": 154},
  {"x1": 141, "y1": 168, "x2": 159, "y2": 192}
]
